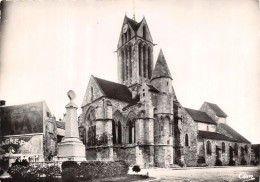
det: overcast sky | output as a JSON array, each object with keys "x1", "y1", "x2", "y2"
[{"x1": 0, "y1": 0, "x2": 259, "y2": 144}]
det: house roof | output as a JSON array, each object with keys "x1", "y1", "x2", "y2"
[
  {"x1": 122, "y1": 95, "x2": 140, "y2": 111},
  {"x1": 184, "y1": 108, "x2": 217, "y2": 125},
  {"x1": 219, "y1": 123, "x2": 250, "y2": 143},
  {"x1": 93, "y1": 76, "x2": 133, "y2": 103},
  {"x1": 151, "y1": 50, "x2": 172, "y2": 81},
  {"x1": 204, "y1": 102, "x2": 228, "y2": 118},
  {"x1": 126, "y1": 17, "x2": 142, "y2": 32},
  {"x1": 198, "y1": 130, "x2": 238, "y2": 142},
  {"x1": 56, "y1": 121, "x2": 65, "y2": 129}
]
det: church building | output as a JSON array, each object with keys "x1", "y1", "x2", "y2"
[{"x1": 79, "y1": 16, "x2": 251, "y2": 167}]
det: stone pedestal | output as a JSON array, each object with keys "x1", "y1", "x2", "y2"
[{"x1": 57, "y1": 90, "x2": 86, "y2": 161}]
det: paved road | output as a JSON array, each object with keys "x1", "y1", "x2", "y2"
[{"x1": 132, "y1": 166, "x2": 260, "y2": 182}]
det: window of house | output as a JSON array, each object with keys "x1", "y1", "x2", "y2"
[
  {"x1": 245, "y1": 145, "x2": 248, "y2": 154},
  {"x1": 112, "y1": 120, "x2": 116, "y2": 144},
  {"x1": 234, "y1": 143, "x2": 238, "y2": 156},
  {"x1": 207, "y1": 126, "x2": 209, "y2": 131},
  {"x1": 222, "y1": 142, "x2": 225, "y2": 153},
  {"x1": 207, "y1": 141, "x2": 212, "y2": 155}
]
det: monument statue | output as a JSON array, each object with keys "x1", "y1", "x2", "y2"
[{"x1": 57, "y1": 90, "x2": 86, "y2": 161}]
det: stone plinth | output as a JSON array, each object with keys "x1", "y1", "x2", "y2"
[{"x1": 57, "y1": 90, "x2": 86, "y2": 161}]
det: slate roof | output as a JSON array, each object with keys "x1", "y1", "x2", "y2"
[
  {"x1": 219, "y1": 123, "x2": 250, "y2": 143},
  {"x1": 205, "y1": 102, "x2": 228, "y2": 118},
  {"x1": 184, "y1": 108, "x2": 217, "y2": 125},
  {"x1": 151, "y1": 50, "x2": 172, "y2": 81},
  {"x1": 93, "y1": 76, "x2": 133, "y2": 103},
  {"x1": 126, "y1": 17, "x2": 142, "y2": 32},
  {"x1": 56, "y1": 121, "x2": 65, "y2": 129},
  {"x1": 122, "y1": 95, "x2": 140, "y2": 111},
  {"x1": 198, "y1": 130, "x2": 238, "y2": 142},
  {"x1": 147, "y1": 84, "x2": 159, "y2": 93}
]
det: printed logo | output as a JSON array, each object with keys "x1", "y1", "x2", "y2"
[{"x1": 238, "y1": 172, "x2": 255, "y2": 182}]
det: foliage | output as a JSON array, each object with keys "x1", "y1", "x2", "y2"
[
  {"x1": 132, "y1": 165, "x2": 141, "y2": 173},
  {"x1": 79, "y1": 160, "x2": 130, "y2": 179},
  {"x1": 8, "y1": 165, "x2": 60, "y2": 182},
  {"x1": 197, "y1": 156, "x2": 205, "y2": 164},
  {"x1": 45, "y1": 166, "x2": 61, "y2": 180},
  {"x1": 61, "y1": 160, "x2": 79, "y2": 170},
  {"x1": 229, "y1": 159, "x2": 235, "y2": 166},
  {"x1": 0, "y1": 169, "x2": 4, "y2": 176},
  {"x1": 61, "y1": 167, "x2": 80, "y2": 182},
  {"x1": 0, "y1": 159, "x2": 9, "y2": 171},
  {"x1": 215, "y1": 159, "x2": 223, "y2": 166},
  {"x1": 241, "y1": 157, "x2": 247, "y2": 165}
]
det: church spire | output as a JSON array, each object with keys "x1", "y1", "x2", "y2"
[{"x1": 151, "y1": 49, "x2": 172, "y2": 81}]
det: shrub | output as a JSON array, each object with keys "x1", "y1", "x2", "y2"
[
  {"x1": 241, "y1": 158, "x2": 247, "y2": 165},
  {"x1": 11, "y1": 159, "x2": 29, "y2": 167},
  {"x1": 79, "y1": 160, "x2": 130, "y2": 179},
  {"x1": 215, "y1": 159, "x2": 223, "y2": 166},
  {"x1": 0, "y1": 169, "x2": 4, "y2": 176},
  {"x1": 45, "y1": 166, "x2": 61, "y2": 180},
  {"x1": 62, "y1": 167, "x2": 80, "y2": 182},
  {"x1": 61, "y1": 161, "x2": 79, "y2": 170},
  {"x1": 132, "y1": 165, "x2": 141, "y2": 173},
  {"x1": 229, "y1": 159, "x2": 235, "y2": 166}
]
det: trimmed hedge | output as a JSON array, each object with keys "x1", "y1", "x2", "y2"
[
  {"x1": 132, "y1": 165, "x2": 141, "y2": 173},
  {"x1": 79, "y1": 160, "x2": 130, "y2": 179},
  {"x1": 61, "y1": 160, "x2": 79, "y2": 170}
]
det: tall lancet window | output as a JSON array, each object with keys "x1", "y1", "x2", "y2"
[
  {"x1": 148, "y1": 47, "x2": 152, "y2": 79},
  {"x1": 143, "y1": 45, "x2": 147, "y2": 78},
  {"x1": 143, "y1": 26, "x2": 146, "y2": 40},
  {"x1": 122, "y1": 51, "x2": 125, "y2": 81},
  {"x1": 125, "y1": 48, "x2": 128, "y2": 80},
  {"x1": 138, "y1": 43, "x2": 142, "y2": 77},
  {"x1": 129, "y1": 45, "x2": 132, "y2": 78}
]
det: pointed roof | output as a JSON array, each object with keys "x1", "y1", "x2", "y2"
[
  {"x1": 204, "y1": 102, "x2": 228, "y2": 118},
  {"x1": 93, "y1": 76, "x2": 133, "y2": 103},
  {"x1": 151, "y1": 50, "x2": 172, "y2": 81},
  {"x1": 184, "y1": 108, "x2": 217, "y2": 125},
  {"x1": 126, "y1": 16, "x2": 142, "y2": 32}
]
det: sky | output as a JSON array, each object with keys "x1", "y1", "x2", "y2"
[{"x1": 0, "y1": 0, "x2": 260, "y2": 144}]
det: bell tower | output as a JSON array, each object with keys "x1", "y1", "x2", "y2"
[{"x1": 117, "y1": 16, "x2": 154, "y2": 87}]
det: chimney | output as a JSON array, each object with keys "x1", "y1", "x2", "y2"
[{"x1": 0, "y1": 100, "x2": 6, "y2": 106}]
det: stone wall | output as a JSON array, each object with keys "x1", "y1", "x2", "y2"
[{"x1": 180, "y1": 108, "x2": 198, "y2": 167}]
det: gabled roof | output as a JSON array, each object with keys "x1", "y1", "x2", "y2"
[
  {"x1": 184, "y1": 108, "x2": 217, "y2": 125},
  {"x1": 198, "y1": 130, "x2": 238, "y2": 142},
  {"x1": 219, "y1": 123, "x2": 250, "y2": 143},
  {"x1": 151, "y1": 50, "x2": 172, "y2": 81},
  {"x1": 126, "y1": 16, "x2": 142, "y2": 32},
  {"x1": 204, "y1": 102, "x2": 228, "y2": 118},
  {"x1": 93, "y1": 76, "x2": 133, "y2": 103}
]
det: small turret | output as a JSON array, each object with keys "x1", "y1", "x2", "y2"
[{"x1": 150, "y1": 50, "x2": 172, "y2": 93}]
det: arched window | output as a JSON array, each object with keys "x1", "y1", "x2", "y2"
[
  {"x1": 143, "y1": 26, "x2": 146, "y2": 40},
  {"x1": 143, "y1": 45, "x2": 147, "y2": 78},
  {"x1": 245, "y1": 145, "x2": 248, "y2": 154},
  {"x1": 129, "y1": 45, "x2": 132, "y2": 78},
  {"x1": 112, "y1": 120, "x2": 116, "y2": 144},
  {"x1": 118, "y1": 121, "x2": 122, "y2": 144},
  {"x1": 86, "y1": 108, "x2": 96, "y2": 146},
  {"x1": 206, "y1": 141, "x2": 212, "y2": 155},
  {"x1": 122, "y1": 51, "x2": 125, "y2": 81},
  {"x1": 124, "y1": 33, "x2": 127, "y2": 43},
  {"x1": 128, "y1": 30, "x2": 131, "y2": 41},
  {"x1": 125, "y1": 48, "x2": 128, "y2": 80},
  {"x1": 90, "y1": 87, "x2": 94, "y2": 102},
  {"x1": 185, "y1": 134, "x2": 189, "y2": 146},
  {"x1": 138, "y1": 43, "x2": 142, "y2": 77},
  {"x1": 234, "y1": 143, "x2": 238, "y2": 156},
  {"x1": 222, "y1": 142, "x2": 225, "y2": 153},
  {"x1": 128, "y1": 120, "x2": 133, "y2": 144},
  {"x1": 148, "y1": 47, "x2": 151, "y2": 79},
  {"x1": 121, "y1": 34, "x2": 124, "y2": 45}
]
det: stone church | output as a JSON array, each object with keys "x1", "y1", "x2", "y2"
[{"x1": 79, "y1": 16, "x2": 251, "y2": 167}]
